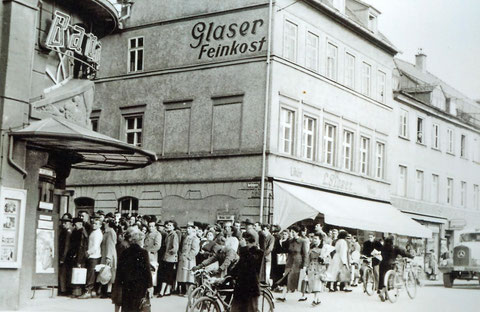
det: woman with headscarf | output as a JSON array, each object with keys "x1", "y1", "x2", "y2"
[{"x1": 115, "y1": 227, "x2": 153, "y2": 312}]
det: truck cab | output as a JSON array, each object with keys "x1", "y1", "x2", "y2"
[{"x1": 439, "y1": 229, "x2": 480, "y2": 287}]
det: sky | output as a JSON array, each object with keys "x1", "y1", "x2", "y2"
[{"x1": 366, "y1": 0, "x2": 480, "y2": 100}]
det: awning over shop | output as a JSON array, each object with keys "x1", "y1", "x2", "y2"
[
  {"x1": 273, "y1": 181, "x2": 432, "y2": 238},
  {"x1": 10, "y1": 117, "x2": 157, "y2": 170}
]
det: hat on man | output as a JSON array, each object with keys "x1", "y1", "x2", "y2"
[
  {"x1": 60, "y1": 213, "x2": 73, "y2": 222},
  {"x1": 243, "y1": 218, "x2": 254, "y2": 225},
  {"x1": 72, "y1": 217, "x2": 83, "y2": 224},
  {"x1": 186, "y1": 221, "x2": 195, "y2": 228}
]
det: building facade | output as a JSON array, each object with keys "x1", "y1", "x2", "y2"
[
  {"x1": 67, "y1": 0, "x2": 417, "y2": 236},
  {"x1": 0, "y1": 1, "x2": 154, "y2": 309},
  {"x1": 391, "y1": 53, "x2": 480, "y2": 258}
]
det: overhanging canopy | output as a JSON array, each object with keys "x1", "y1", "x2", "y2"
[
  {"x1": 11, "y1": 117, "x2": 157, "y2": 170},
  {"x1": 273, "y1": 181, "x2": 432, "y2": 238}
]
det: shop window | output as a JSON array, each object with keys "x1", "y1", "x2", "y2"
[
  {"x1": 128, "y1": 37, "x2": 144, "y2": 73},
  {"x1": 118, "y1": 196, "x2": 139, "y2": 216}
]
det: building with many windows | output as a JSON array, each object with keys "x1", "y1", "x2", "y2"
[
  {"x1": 67, "y1": 0, "x2": 430, "y2": 238},
  {"x1": 391, "y1": 51, "x2": 480, "y2": 258}
]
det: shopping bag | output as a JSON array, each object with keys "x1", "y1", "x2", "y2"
[
  {"x1": 71, "y1": 267, "x2": 87, "y2": 285},
  {"x1": 338, "y1": 265, "x2": 351, "y2": 283},
  {"x1": 297, "y1": 268, "x2": 307, "y2": 291},
  {"x1": 277, "y1": 253, "x2": 287, "y2": 265},
  {"x1": 139, "y1": 291, "x2": 151, "y2": 312},
  {"x1": 97, "y1": 265, "x2": 112, "y2": 285}
]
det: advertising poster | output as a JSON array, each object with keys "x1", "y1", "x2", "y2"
[{"x1": 35, "y1": 229, "x2": 55, "y2": 274}]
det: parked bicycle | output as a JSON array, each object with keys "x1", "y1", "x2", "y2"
[
  {"x1": 384, "y1": 257, "x2": 417, "y2": 303},
  {"x1": 361, "y1": 255, "x2": 376, "y2": 296}
]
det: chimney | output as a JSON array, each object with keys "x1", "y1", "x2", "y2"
[{"x1": 415, "y1": 49, "x2": 427, "y2": 73}]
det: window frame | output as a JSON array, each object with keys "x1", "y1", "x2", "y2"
[
  {"x1": 359, "y1": 136, "x2": 370, "y2": 176},
  {"x1": 344, "y1": 52, "x2": 355, "y2": 89},
  {"x1": 399, "y1": 109, "x2": 409, "y2": 139},
  {"x1": 432, "y1": 123, "x2": 440, "y2": 150},
  {"x1": 377, "y1": 70, "x2": 386, "y2": 103},
  {"x1": 431, "y1": 174, "x2": 439, "y2": 203},
  {"x1": 361, "y1": 62, "x2": 371, "y2": 96},
  {"x1": 283, "y1": 20, "x2": 298, "y2": 62},
  {"x1": 415, "y1": 169, "x2": 424, "y2": 200},
  {"x1": 447, "y1": 178, "x2": 454, "y2": 205},
  {"x1": 398, "y1": 165, "x2": 407, "y2": 197},
  {"x1": 375, "y1": 141, "x2": 385, "y2": 179},
  {"x1": 323, "y1": 122, "x2": 337, "y2": 166},
  {"x1": 474, "y1": 184, "x2": 479, "y2": 210},
  {"x1": 326, "y1": 42, "x2": 338, "y2": 81},
  {"x1": 460, "y1": 134, "x2": 467, "y2": 158},
  {"x1": 460, "y1": 181, "x2": 467, "y2": 208},
  {"x1": 127, "y1": 36, "x2": 144, "y2": 73},
  {"x1": 416, "y1": 117, "x2": 425, "y2": 144},
  {"x1": 124, "y1": 115, "x2": 143, "y2": 147},
  {"x1": 301, "y1": 114, "x2": 316, "y2": 161},
  {"x1": 342, "y1": 129, "x2": 354, "y2": 171},
  {"x1": 305, "y1": 31, "x2": 319, "y2": 71},
  {"x1": 447, "y1": 128, "x2": 454, "y2": 154},
  {"x1": 280, "y1": 107, "x2": 296, "y2": 155}
]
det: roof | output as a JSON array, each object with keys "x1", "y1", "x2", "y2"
[{"x1": 11, "y1": 117, "x2": 157, "y2": 170}]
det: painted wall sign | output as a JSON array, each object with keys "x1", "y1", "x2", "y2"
[
  {"x1": 45, "y1": 11, "x2": 102, "y2": 70},
  {"x1": 322, "y1": 172, "x2": 353, "y2": 192},
  {"x1": 190, "y1": 19, "x2": 266, "y2": 60}
]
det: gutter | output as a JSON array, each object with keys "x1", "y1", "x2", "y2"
[
  {"x1": 259, "y1": 0, "x2": 274, "y2": 222},
  {"x1": 8, "y1": 135, "x2": 27, "y2": 178}
]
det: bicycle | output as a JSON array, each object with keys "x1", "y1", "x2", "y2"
[
  {"x1": 360, "y1": 255, "x2": 376, "y2": 296},
  {"x1": 190, "y1": 277, "x2": 274, "y2": 312},
  {"x1": 186, "y1": 269, "x2": 216, "y2": 312},
  {"x1": 384, "y1": 257, "x2": 417, "y2": 303}
]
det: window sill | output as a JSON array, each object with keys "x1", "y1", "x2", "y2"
[
  {"x1": 460, "y1": 156, "x2": 468, "y2": 161},
  {"x1": 446, "y1": 151, "x2": 455, "y2": 156},
  {"x1": 431, "y1": 147, "x2": 441, "y2": 152},
  {"x1": 398, "y1": 135, "x2": 409, "y2": 141},
  {"x1": 416, "y1": 141, "x2": 427, "y2": 147}
]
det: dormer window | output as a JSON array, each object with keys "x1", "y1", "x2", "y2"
[{"x1": 368, "y1": 13, "x2": 378, "y2": 32}]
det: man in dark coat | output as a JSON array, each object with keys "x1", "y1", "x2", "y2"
[
  {"x1": 362, "y1": 232, "x2": 383, "y2": 289},
  {"x1": 259, "y1": 224, "x2": 275, "y2": 284},
  {"x1": 230, "y1": 231, "x2": 264, "y2": 312},
  {"x1": 67, "y1": 217, "x2": 89, "y2": 297},
  {"x1": 58, "y1": 213, "x2": 73, "y2": 296}
]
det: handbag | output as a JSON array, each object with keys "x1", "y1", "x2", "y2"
[
  {"x1": 297, "y1": 268, "x2": 308, "y2": 291},
  {"x1": 139, "y1": 291, "x2": 151, "y2": 312},
  {"x1": 97, "y1": 265, "x2": 112, "y2": 285},
  {"x1": 71, "y1": 267, "x2": 87, "y2": 285},
  {"x1": 277, "y1": 253, "x2": 287, "y2": 265}
]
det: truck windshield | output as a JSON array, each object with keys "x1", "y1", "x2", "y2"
[{"x1": 460, "y1": 233, "x2": 480, "y2": 242}]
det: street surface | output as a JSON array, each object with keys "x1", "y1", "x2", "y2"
[{"x1": 19, "y1": 280, "x2": 479, "y2": 312}]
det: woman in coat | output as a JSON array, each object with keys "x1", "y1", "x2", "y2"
[
  {"x1": 158, "y1": 220, "x2": 179, "y2": 297},
  {"x1": 115, "y1": 227, "x2": 153, "y2": 312},
  {"x1": 305, "y1": 234, "x2": 326, "y2": 306},
  {"x1": 271, "y1": 230, "x2": 290, "y2": 287},
  {"x1": 325, "y1": 230, "x2": 351, "y2": 292},
  {"x1": 176, "y1": 223, "x2": 200, "y2": 293},
  {"x1": 100, "y1": 219, "x2": 117, "y2": 296},
  {"x1": 276, "y1": 225, "x2": 309, "y2": 302}
]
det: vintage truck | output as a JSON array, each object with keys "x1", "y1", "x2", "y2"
[{"x1": 439, "y1": 229, "x2": 480, "y2": 287}]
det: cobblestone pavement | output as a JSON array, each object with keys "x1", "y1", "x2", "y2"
[{"x1": 18, "y1": 280, "x2": 479, "y2": 312}]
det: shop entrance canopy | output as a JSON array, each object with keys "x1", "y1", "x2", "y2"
[
  {"x1": 273, "y1": 181, "x2": 432, "y2": 238},
  {"x1": 11, "y1": 117, "x2": 157, "y2": 170}
]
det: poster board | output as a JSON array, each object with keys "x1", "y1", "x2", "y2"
[{"x1": 0, "y1": 187, "x2": 27, "y2": 268}]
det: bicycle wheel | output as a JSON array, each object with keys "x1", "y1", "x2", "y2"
[
  {"x1": 405, "y1": 270, "x2": 417, "y2": 299},
  {"x1": 186, "y1": 286, "x2": 204, "y2": 312},
  {"x1": 384, "y1": 270, "x2": 399, "y2": 303},
  {"x1": 258, "y1": 289, "x2": 274, "y2": 312},
  {"x1": 191, "y1": 296, "x2": 221, "y2": 312},
  {"x1": 364, "y1": 268, "x2": 375, "y2": 296}
]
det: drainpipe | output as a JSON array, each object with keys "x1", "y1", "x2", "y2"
[
  {"x1": 259, "y1": 0, "x2": 274, "y2": 223},
  {"x1": 8, "y1": 135, "x2": 27, "y2": 178}
]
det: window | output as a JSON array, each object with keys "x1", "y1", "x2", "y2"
[
  {"x1": 474, "y1": 138, "x2": 480, "y2": 162},
  {"x1": 399, "y1": 109, "x2": 408, "y2": 138},
  {"x1": 398, "y1": 165, "x2": 407, "y2": 196},
  {"x1": 432, "y1": 124, "x2": 440, "y2": 149},
  {"x1": 378, "y1": 71, "x2": 386, "y2": 103},
  {"x1": 447, "y1": 178, "x2": 453, "y2": 205},
  {"x1": 302, "y1": 116, "x2": 316, "y2": 160},
  {"x1": 431, "y1": 174, "x2": 439, "y2": 203},
  {"x1": 284, "y1": 20, "x2": 297, "y2": 62},
  {"x1": 91, "y1": 118, "x2": 99, "y2": 132},
  {"x1": 416, "y1": 117, "x2": 424, "y2": 144},
  {"x1": 460, "y1": 134, "x2": 466, "y2": 157},
  {"x1": 360, "y1": 136, "x2": 370, "y2": 175},
  {"x1": 361, "y1": 62, "x2": 371, "y2": 96},
  {"x1": 345, "y1": 53, "x2": 355, "y2": 88},
  {"x1": 447, "y1": 129, "x2": 454, "y2": 153},
  {"x1": 474, "y1": 184, "x2": 479, "y2": 210},
  {"x1": 125, "y1": 115, "x2": 143, "y2": 147},
  {"x1": 326, "y1": 43, "x2": 338, "y2": 80},
  {"x1": 306, "y1": 32, "x2": 318, "y2": 71},
  {"x1": 323, "y1": 123, "x2": 336, "y2": 165},
  {"x1": 280, "y1": 108, "x2": 295, "y2": 155},
  {"x1": 415, "y1": 170, "x2": 424, "y2": 200},
  {"x1": 461, "y1": 181, "x2": 467, "y2": 208},
  {"x1": 118, "y1": 197, "x2": 139, "y2": 216},
  {"x1": 375, "y1": 142, "x2": 385, "y2": 179},
  {"x1": 343, "y1": 130, "x2": 354, "y2": 171},
  {"x1": 128, "y1": 37, "x2": 144, "y2": 72}
]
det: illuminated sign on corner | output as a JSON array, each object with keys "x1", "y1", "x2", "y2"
[{"x1": 45, "y1": 11, "x2": 102, "y2": 70}]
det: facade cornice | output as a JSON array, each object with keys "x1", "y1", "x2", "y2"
[
  {"x1": 394, "y1": 91, "x2": 480, "y2": 134},
  {"x1": 302, "y1": 0, "x2": 398, "y2": 55}
]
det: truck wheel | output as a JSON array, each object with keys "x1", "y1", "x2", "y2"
[{"x1": 443, "y1": 273, "x2": 454, "y2": 288}]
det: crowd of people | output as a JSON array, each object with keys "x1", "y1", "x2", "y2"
[{"x1": 58, "y1": 210, "x2": 413, "y2": 311}]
